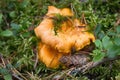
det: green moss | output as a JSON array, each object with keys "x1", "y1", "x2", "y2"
[{"x1": 53, "y1": 14, "x2": 73, "y2": 35}]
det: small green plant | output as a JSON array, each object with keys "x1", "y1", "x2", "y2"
[{"x1": 92, "y1": 25, "x2": 120, "y2": 62}]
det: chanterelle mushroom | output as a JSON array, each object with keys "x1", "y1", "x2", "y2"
[
  {"x1": 35, "y1": 6, "x2": 95, "y2": 68},
  {"x1": 38, "y1": 42, "x2": 63, "y2": 68}
]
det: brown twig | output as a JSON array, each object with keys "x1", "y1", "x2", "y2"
[
  {"x1": 52, "y1": 56, "x2": 120, "y2": 80},
  {"x1": 0, "y1": 53, "x2": 28, "y2": 80},
  {"x1": 12, "y1": 67, "x2": 28, "y2": 80},
  {"x1": 34, "y1": 49, "x2": 38, "y2": 69},
  {"x1": 2, "y1": 14, "x2": 10, "y2": 28},
  {"x1": 12, "y1": 74, "x2": 24, "y2": 80},
  {"x1": 69, "y1": 56, "x2": 120, "y2": 74}
]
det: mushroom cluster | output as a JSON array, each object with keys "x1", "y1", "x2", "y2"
[{"x1": 34, "y1": 6, "x2": 95, "y2": 68}]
